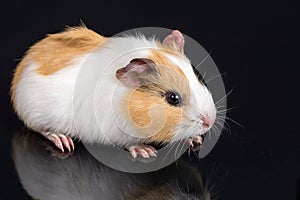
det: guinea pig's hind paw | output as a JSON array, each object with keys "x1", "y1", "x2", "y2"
[
  {"x1": 43, "y1": 132, "x2": 74, "y2": 153},
  {"x1": 128, "y1": 145, "x2": 157, "y2": 159}
]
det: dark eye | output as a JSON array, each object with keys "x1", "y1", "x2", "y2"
[{"x1": 165, "y1": 91, "x2": 182, "y2": 106}]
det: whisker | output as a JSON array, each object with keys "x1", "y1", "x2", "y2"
[
  {"x1": 159, "y1": 140, "x2": 177, "y2": 167},
  {"x1": 192, "y1": 150, "x2": 201, "y2": 162},
  {"x1": 187, "y1": 147, "x2": 192, "y2": 160},
  {"x1": 214, "y1": 119, "x2": 230, "y2": 135},
  {"x1": 205, "y1": 72, "x2": 228, "y2": 84},
  {"x1": 205, "y1": 163, "x2": 226, "y2": 200},
  {"x1": 217, "y1": 106, "x2": 237, "y2": 113},
  {"x1": 217, "y1": 116, "x2": 245, "y2": 129},
  {"x1": 175, "y1": 180, "x2": 187, "y2": 199},
  {"x1": 214, "y1": 89, "x2": 232, "y2": 107},
  {"x1": 201, "y1": 70, "x2": 207, "y2": 81},
  {"x1": 210, "y1": 173, "x2": 227, "y2": 200},
  {"x1": 177, "y1": 132, "x2": 194, "y2": 161},
  {"x1": 212, "y1": 118, "x2": 224, "y2": 132},
  {"x1": 194, "y1": 51, "x2": 212, "y2": 70},
  {"x1": 174, "y1": 138, "x2": 185, "y2": 163},
  {"x1": 216, "y1": 104, "x2": 226, "y2": 110}
]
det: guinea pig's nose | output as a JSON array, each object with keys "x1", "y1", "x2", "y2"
[{"x1": 200, "y1": 115, "x2": 211, "y2": 128}]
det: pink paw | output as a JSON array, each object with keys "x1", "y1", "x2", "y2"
[
  {"x1": 43, "y1": 132, "x2": 74, "y2": 152},
  {"x1": 128, "y1": 144, "x2": 157, "y2": 159}
]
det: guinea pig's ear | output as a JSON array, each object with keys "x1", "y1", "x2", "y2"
[
  {"x1": 162, "y1": 30, "x2": 185, "y2": 53},
  {"x1": 116, "y1": 58, "x2": 156, "y2": 88}
]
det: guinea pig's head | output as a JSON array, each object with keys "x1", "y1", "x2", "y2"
[{"x1": 116, "y1": 30, "x2": 216, "y2": 143}]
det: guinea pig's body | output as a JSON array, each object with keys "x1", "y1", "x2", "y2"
[{"x1": 11, "y1": 26, "x2": 216, "y2": 156}]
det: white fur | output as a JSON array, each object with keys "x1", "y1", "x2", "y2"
[
  {"x1": 165, "y1": 54, "x2": 216, "y2": 140},
  {"x1": 14, "y1": 35, "x2": 216, "y2": 146}
]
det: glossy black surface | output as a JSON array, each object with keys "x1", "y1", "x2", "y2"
[
  {"x1": 12, "y1": 128, "x2": 210, "y2": 200},
  {"x1": 1, "y1": 1, "x2": 299, "y2": 199}
]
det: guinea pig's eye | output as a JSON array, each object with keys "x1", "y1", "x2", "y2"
[{"x1": 165, "y1": 91, "x2": 182, "y2": 106}]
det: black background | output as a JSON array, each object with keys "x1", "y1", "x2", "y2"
[{"x1": 1, "y1": 1, "x2": 299, "y2": 199}]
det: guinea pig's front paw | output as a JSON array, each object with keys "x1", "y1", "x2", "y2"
[
  {"x1": 42, "y1": 132, "x2": 75, "y2": 153},
  {"x1": 187, "y1": 135, "x2": 203, "y2": 152},
  {"x1": 128, "y1": 144, "x2": 157, "y2": 159}
]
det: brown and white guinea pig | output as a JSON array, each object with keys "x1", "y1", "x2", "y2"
[{"x1": 10, "y1": 25, "x2": 216, "y2": 158}]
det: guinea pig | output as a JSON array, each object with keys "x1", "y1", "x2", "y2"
[{"x1": 10, "y1": 25, "x2": 216, "y2": 158}]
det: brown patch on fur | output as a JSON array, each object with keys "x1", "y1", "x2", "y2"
[
  {"x1": 127, "y1": 90, "x2": 183, "y2": 143},
  {"x1": 150, "y1": 49, "x2": 186, "y2": 78},
  {"x1": 11, "y1": 26, "x2": 106, "y2": 104},
  {"x1": 11, "y1": 58, "x2": 28, "y2": 105},
  {"x1": 35, "y1": 26, "x2": 106, "y2": 75}
]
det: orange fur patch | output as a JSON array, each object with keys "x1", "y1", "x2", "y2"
[
  {"x1": 11, "y1": 58, "x2": 28, "y2": 105},
  {"x1": 11, "y1": 26, "x2": 106, "y2": 104},
  {"x1": 149, "y1": 49, "x2": 186, "y2": 78},
  {"x1": 35, "y1": 26, "x2": 106, "y2": 75},
  {"x1": 127, "y1": 90, "x2": 183, "y2": 143}
]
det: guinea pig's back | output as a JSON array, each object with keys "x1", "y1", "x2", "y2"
[{"x1": 11, "y1": 26, "x2": 105, "y2": 133}]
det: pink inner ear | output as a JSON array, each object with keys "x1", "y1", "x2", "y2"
[
  {"x1": 163, "y1": 30, "x2": 184, "y2": 51},
  {"x1": 126, "y1": 59, "x2": 151, "y2": 73},
  {"x1": 116, "y1": 58, "x2": 155, "y2": 88}
]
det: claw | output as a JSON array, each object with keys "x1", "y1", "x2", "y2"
[
  {"x1": 193, "y1": 135, "x2": 203, "y2": 145},
  {"x1": 68, "y1": 136, "x2": 75, "y2": 151},
  {"x1": 128, "y1": 144, "x2": 157, "y2": 159},
  {"x1": 43, "y1": 132, "x2": 75, "y2": 153},
  {"x1": 50, "y1": 134, "x2": 64, "y2": 152},
  {"x1": 58, "y1": 134, "x2": 71, "y2": 152},
  {"x1": 130, "y1": 148, "x2": 138, "y2": 158},
  {"x1": 187, "y1": 135, "x2": 203, "y2": 151},
  {"x1": 187, "y1": 138, "x2": 194, "y2": 148}
]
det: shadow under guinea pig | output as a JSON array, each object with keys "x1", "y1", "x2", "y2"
[{"x1": 12, "y1": 127, "x2": 210, "y2": 200}]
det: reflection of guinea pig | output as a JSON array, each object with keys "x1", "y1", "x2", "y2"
[
  {"x1": 10, "y1": 25, "x2": 216, "y2": 157},
  {"x1": 12, "y1": 128, "x2": 211, "y2": 200}
]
